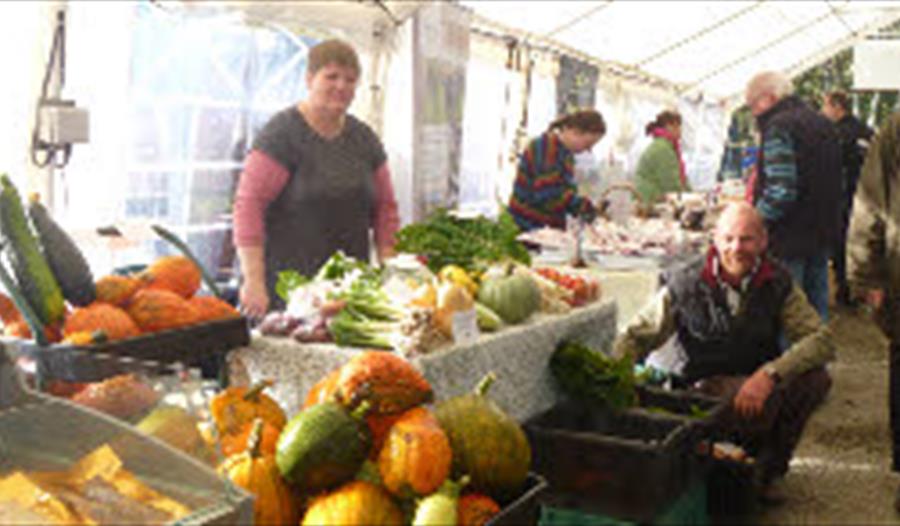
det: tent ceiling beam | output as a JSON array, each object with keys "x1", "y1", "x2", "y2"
[
  {"x1": 542, "y1": 1, "x2": 614, "y2": 39},
  {"x1": 636, "y1": 1, "x2": 765, "y2": 68},
  {"x1": 369, "y1": 0, "x2": 402, "y2": 26},
  {"x1": 679, "y1": 10, "x2": 833, "y2": 96},
  {"x1": 826, "y1": 0, "x2": 857, "y2": 37}
]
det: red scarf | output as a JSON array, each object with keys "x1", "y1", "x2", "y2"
[{"x1": 651, "y1": 126, "x2": 687, "y2": 188}]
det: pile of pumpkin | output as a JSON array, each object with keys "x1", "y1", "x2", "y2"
[
  {"x1": 1, "y1": 254, "x2": 239, "y2": 345},
  {"x1": 212, "y1": 351, "x2": 532, "y2": 525}
]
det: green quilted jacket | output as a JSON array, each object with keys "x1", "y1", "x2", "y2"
[{"x1": 634, "y1": 137, "x2": 687, "y2": 204}]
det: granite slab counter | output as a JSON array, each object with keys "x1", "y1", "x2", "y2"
[{"x1": 228, "y1": 299, "x2": 617, "y2": 422}]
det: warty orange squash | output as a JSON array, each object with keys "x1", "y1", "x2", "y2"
[
  {"x1": 95, "y1": 275, "x2": 143, "y2": 307},
  {"x1": 139, "y1": 255, "x2": 201, "y2": 298},
  {"x1": 189, "y1": 295, "x2": 239, "y2": 322},
  {"x1": 127, "y1": 288, "x2": 199, "y2": 333},
  {"x1": 378, "y1": 406, "x2": 452, "y2": 498},
  {"x1": 63, "y1": 303, "x2": 140, "y2": 341}
]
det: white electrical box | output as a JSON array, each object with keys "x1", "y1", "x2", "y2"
[{"x1": 38, "y1": 100, "x2": 90, "y2": 145}]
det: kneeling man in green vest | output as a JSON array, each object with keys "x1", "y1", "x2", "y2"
[{"x1": 613, "y1": 201, "x2": 835, "y2": 505}]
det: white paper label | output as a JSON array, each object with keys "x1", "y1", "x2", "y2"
[{"x1": 451, "y1": 308, "x2": 480, "y2": 344}]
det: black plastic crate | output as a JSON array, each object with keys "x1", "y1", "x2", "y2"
[
  {"x1": 488, "y1": 472, "x2": 548, "y2": 526},
  {"x1": 524, "y1": 400, "x2": 694, "y2": 523},
  {"x1": 5, "y1": 317, "x2": 249, "y2": 384},
  {"x1": 634, "y1": 385, "x2": 728, "y2": 438}
]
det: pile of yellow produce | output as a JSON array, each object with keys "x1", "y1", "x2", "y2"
[
  {"x1": 0, "y1": 445, "x2": 192, "y2": 524},
  {"x1": 213, "y1": 351, "x2": 533, "y2": 525}
]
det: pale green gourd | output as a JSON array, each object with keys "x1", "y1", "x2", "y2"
[{"x1": 412, "y1": 476, "x2": 469, "y2": 526}]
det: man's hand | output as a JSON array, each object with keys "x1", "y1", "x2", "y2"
[
  {"x1": 734, "y1": 368, "x2": 776, "y2": 418},
  {"x1": 865, "y1": 288, "x2": 885, "y2": 310}
]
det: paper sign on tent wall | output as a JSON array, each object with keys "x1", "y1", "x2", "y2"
[{"x1": 853, "y1": 40, "x2": 900, "y2": 90}]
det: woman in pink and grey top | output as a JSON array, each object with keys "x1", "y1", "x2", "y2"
[{"x1": 233, "y1": 39, "x2": 400, "y2": 316}]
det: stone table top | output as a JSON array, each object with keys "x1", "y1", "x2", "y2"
[{"x1": 228, "y1": 299, "x2": 618, "y2": 422}]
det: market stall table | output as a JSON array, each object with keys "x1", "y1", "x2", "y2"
[{"x1": 228, "y1": 299, "x2": 617, "y2": 422}]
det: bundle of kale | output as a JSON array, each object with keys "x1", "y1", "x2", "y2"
[
  {"x1": 550, "y1": 340, "x2": 637, "y2": 409},
  {"x1": 394, "y1": 209, "x2": 531, "y2": 274}
]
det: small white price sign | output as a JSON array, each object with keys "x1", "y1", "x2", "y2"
[{"x1": 451, "y1": 308, "x2": 480, "y2": 344}]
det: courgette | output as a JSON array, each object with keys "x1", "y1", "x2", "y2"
[
  {"x1": 0, "y1": 246, "x2": 47, "y2": 346},
  {"x1": 0, "y1": 175, "x2": 65, "y2": 326},
  {"x1": 28, "y1": 194, "x2": 95, "y2": 307},
  {"x1": 151, "y1": 224, "x2": 221, "y2": 297}
]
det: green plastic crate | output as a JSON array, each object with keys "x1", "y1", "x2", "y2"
[{"x1": 539, "y1": 480, "x2": 708, "y2": 526}]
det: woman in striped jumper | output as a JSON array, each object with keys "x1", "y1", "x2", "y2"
[{"x1": 507, "y1": 109, "x2": 606, "y2": 232}]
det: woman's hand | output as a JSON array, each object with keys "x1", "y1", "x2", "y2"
[{"x1": 239, "y1": 278, "x2": 269, "y2": 320}]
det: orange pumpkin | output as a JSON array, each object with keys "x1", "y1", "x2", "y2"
[
  {"x1": 367, "y1": 412, "x2": 404, "y2": 461},
  {"x1": 303, "y1": 368, "x2": 341, "y2": 408},
  {"x1": 219, "y1": 420, "x2": 297, "y2": 526},
  {"x1": 63, "y1": 303, "x2": 141, "y2": 341},
  {"x1": 95, "y1": 275, "x2": 143, "y2": 307},
  {"x1": 139, "y1": 255, "x2": 201, "y2": 298},
  {"x1": 127, "y1": 289, "x2": 199, "y2": 333},
  {"x1": 220, "y1": 419, "x2": 280, "y2": 458},
  {"x1": 302, "y1": 481, "x2": 403, "y2": 526},
  {"x1": 189, "y1": 295, "x2": 240, "y2": 322},
  {"x1": 210, "y1": 380, "x2": 286, "y2": 436},
  {"x1": 0, "y1": 292, "x2": 22, "y2": 325},
  {"x1": 335, "y1": 351, "x2": 433, "y2": 415},
  {"x1": 378, "y1": 406, "x2": 452, "y2": 498},
  {"x1": 458, "y1": 493, "x2": 502, "y2": 526}
]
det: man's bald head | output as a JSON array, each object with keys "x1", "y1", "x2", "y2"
[
  {"x1": 716, "y1": 202, "x2": 766, "y2": 238},
  {"x1": 714, "y1": 202, "x2": 768, "y2": 278}
]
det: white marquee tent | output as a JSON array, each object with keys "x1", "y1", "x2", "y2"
[{"x1": 3, "y1": 1, "x2": 900, "y2": 272}]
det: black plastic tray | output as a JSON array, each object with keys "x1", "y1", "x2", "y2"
[
  {"x1": 487, "y1": 472, "x2": 548, "y2": 526},
  {"x1": 6, "y1": 317, "x2": 249, "y2": 383},
  {"x1": 524, "y1": 400, "x2": 695, "y2": 523}
]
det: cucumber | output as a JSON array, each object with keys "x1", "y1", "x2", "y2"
[
  {"x1": 0, "y1": 246, "x2": 47, "y2": 346},
  {"x1": 151, "y1": 224, "x2": 221, "y2": 297},
  {"x1": 28, "y1": 194, "x2": 95, "y2": 307},
  {"x1": 0, "y1": 175, "x2": 65, "y2": 326}
]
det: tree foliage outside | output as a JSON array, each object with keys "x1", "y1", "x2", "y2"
[{"x1": 720, "y1": 25, "x2": 900, "y2": 180}]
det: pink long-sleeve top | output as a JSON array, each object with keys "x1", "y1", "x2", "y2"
[{"x1": 233, "y1": 149, "x2": 400, "y2": 251}]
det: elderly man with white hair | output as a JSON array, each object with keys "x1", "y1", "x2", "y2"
[
  {"x1": 744, "y1": 71, "x2": 843, "y2": 322},
  {"x1": 614, "y1": 202, "x2": 835, "y2": 504}
]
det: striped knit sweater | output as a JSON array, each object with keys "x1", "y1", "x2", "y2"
[{"x1": 507, "y1": 132, "x2": 594, "y2": 231}]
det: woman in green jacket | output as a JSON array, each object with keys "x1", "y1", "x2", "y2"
[{"x1": 634, "y1": 111, "x2": 689, "y2": 204}]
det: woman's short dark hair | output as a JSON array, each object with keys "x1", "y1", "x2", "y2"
[
  {"x1": 645, "y1": 110, "x2": 682, "y2": 136},
  {"x1": 548, "y1": 109, "x2": 606, "y2": 135},
  {"x1": 308, "y1": 39, "x2": 361, "y2": 77}
]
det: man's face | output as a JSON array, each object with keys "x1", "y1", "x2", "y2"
[
  {"x1": 714, "y1": 211, "x2": 767, "y2": 278},
  {"x1": 821, "y1": 97, "x2": 842, "y2": 122}
]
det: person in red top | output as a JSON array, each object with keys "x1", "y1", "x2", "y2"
[{"x1": 232, "y1": 40, "x2": 400, "y2": 316}]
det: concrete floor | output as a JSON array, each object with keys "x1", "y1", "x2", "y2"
[{"x1": 748, "y1": 306, "x2": 899, "y2": 525}]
